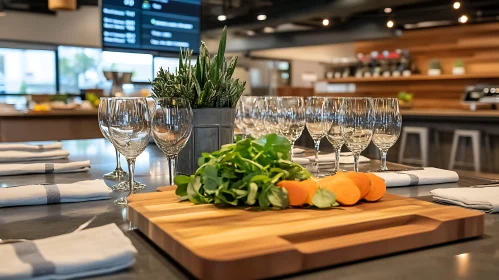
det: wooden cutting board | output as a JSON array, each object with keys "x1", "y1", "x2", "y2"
[{"x1": 127, "y1": 188, "x2": 484, "y2": 280}]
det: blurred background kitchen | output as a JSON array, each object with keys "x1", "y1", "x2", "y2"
[{"x1": 2, "y1": 0, "x2": 499, "y2": 174}]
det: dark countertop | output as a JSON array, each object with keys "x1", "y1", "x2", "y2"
[{"x1": 0, "y1": 139, "x2": 498, "y2": 280}]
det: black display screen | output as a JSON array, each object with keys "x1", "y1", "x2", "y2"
[{"x1": 102, "y1": 0, "x2": 200, "y2": 53}]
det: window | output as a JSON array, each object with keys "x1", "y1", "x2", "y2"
[
  {"x1": 0, "y1": 48, "x2": 56, "y2": 94},
  {"x1": 101, "y1": 51, "x2": 153, "y2": 82},
  {"x1": 58, "y1": 46, "x2": 103, "y2": 94}
]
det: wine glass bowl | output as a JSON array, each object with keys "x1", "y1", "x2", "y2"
[
  {"x1": 151, "y1": 97, "x2": 193, "y2": 185},
  {"x1": 372, "y1": 98, "x2": 402, "y2": 171},
  {"x1": 263, "y1": 96, "x2": 281, "y2": 135},
  {"x1": 251, "y1": 96, "x2": 267, "y2": 138},
  {"x1": 339, "y1": 97, "x2": 375, "y2": 172}
]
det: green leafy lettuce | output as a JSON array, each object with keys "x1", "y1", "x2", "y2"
[{"x1": 174, "y1": 134, "x2": 312, "y2": 209}]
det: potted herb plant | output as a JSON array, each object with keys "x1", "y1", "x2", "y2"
[
  {"x1": 428, "y1": 59, "x2": 442, "y2": 76},
  {"x1": 452, "y1": 60, "x2": 465, "y2": 75},
  {"x1": 151, "y1": 27, "x2": 246, "y2": 174}
]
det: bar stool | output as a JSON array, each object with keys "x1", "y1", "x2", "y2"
[
  {"x1": 448, "y1": 129, "x2": 490, "y2": 172},
  {"x1": 398, "y1": 126, "x2": 429, "y2": 167}
]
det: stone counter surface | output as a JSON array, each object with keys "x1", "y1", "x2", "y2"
[{"x1": 1, "y1": 139, "x2": 498, "y2": 280}]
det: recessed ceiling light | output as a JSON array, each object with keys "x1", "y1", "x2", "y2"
[
  {"x1": 257, "y1": 14, "x2": 267, "y2": 21},
  {"x1": 458, "y1": 15, "x2": 468, "y2": 23},
  {"x1": 246, "y1": 30, "x2": 256, "y2": 36},
  {"x1": 322, "y1": 19, "x2": 330, "y2": 26},
  {"x1": 384, "y1": 7, "x2": 392, "y2": 13},
  {"x1": 263, "y1": 26, "x2": 274, "y2": 33},
  {"x1": 453, "y1": 2, "x2": 461, "y2": 10},
  {"x1": 387, "y1": 20, "x2": 394, "y2": 28},
  {"x1": 217, "y1": 15, "x2": 227, "y2": 21}
]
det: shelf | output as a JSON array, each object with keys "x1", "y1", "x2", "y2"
[{"x1": 320, "y1": 74, "x2": 499, "y2": 83}]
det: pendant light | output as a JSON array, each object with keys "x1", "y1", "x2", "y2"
[{"x1": 49, "y1": 0, "x2": 77, "y2": 11}]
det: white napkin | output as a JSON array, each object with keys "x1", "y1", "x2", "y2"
[
  {"x1": 306, "y1": 153, "x2": 370, "y2": 164},
  {"x1": 292, "y1": 148, "x2": 305, "y2": 154},
  {"x1": 292, "y1": 157, "x2": 310, "y2": 165},
  {"x1": 0, "y1": 161, "x2": 90, "y2": 176},
  {"x1": 0, "y1": 142, "x2": 62, "y2": 151},
  {"x1": 0, "y1": 149, "x2": 69, "y2": 163},
  {"x1": 0, "y1": 223, "x2": 137, "y2": 279},
  {"x1": 431, "y1": 187, "x2": 499, "y2": 213},
  {"x1": 373, "y1": 168, "x2": 459, "y2": 188},
  {"x1": 0, "y1": 179, "x2": 112, "y2": 208}
]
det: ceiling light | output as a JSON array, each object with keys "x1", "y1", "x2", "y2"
[
  {"x1": 263, "y1": 27, "x2": 274, "y2": 33},
  {"x1": 217, "y1": 15, "x2": 227, "y2": 21},
  {"x1": 384, "y1": 8, "x2": 392, "y2": 13},
  {"x1": 458, "y1": 15, "x2": 468, "y2": 23},
  {"x1": 322, "y1": 19, "x2": 330, "y2": 26},
  {"x1": 453, "y1": 2, "x2": 461, "y2": 10},
  {"x1": 49, "y1": 0, "x2": 77, "y2": 11},
  {"x1": 257, "y1": 14, "x2": 267, "y2": 21},
  {"x1": 387, "y1": 20, "x2": 394, "y2": 28},
  {"x1": 246, "y1": 30, "x2": 256, "y2": 36}
]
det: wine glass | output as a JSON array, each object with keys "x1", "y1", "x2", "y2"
[
  {"x1": 235, "y1": 99, "x2": 247, "y2": 138},
  {"x1": 107, "y1": 97, "x2": 151, "y2": 205},
  {"x1": 240, "y1": 96, "x2": 257, "y2": 138},
  {"x1": 278, "y1": 97, "x2": 305, "y2": 158},
  {"x1": 98, "y1": 98, "x2": 127, "y2": 183},
  {"x1": 305, "y1": 96, "x2": 327, "y2": 174},
  {"x1": 324, "y1": 97, "x2": 345, "y2": 174},
  {"x1": 339, "y1": 97, "x2": 375, "y2": 172},
  {"x1": 264, "y1": 96, "x2": 281, "y2": 134},
  {"x1": 151, "y1": 97, "x2": 193, "y2": 186},
  {"x1": 372, "y1": 98, "x2": 402, "y2": 171},
  {"x1": 251, "y1": 97, "x2": 267, "y2": 138}
]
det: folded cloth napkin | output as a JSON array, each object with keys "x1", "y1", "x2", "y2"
[
  {"x1": 0, "y1": 223, "x2": 137, "y2": 279},
  {"x1": 0, "y1": 179, "x2": 112, "y2": 208},
  {"x1": 0, "y1": 161, "x2": 90, "y2": 176},
  {"x1": 0, "y1": 149, "x2": 69, "y2": 163},
  {"x1": 431, "y1": 187, "x2": 499, "y2": 213},
  {"x1": 373, "y1": 168, "x2": 459, "y2": 188},
  {"x1": 292, "y1": 148, "x2": 305, "y2": 154},
  {"x1": 292, "y1": 157, "x2": 310, "y2": 165},
  {"x1": 306, "y1": 153, "x2": 370, "y2": 164},
  {"x1": 0, "y1": 142, "x2": 62, "y2": 151}
]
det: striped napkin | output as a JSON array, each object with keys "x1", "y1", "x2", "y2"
[
  {"x1": 0, "y1": 179, "x2": 111, "y2": 208},
  {"x1": 0, "y1": 161, "x2": 90, "y2": 176},
  {"x1": 0, "y1": 223, "x2": 137, "y2": 279},
  {"x1": 373, "y1": 168, "x2": 459, "y2": 188},
  {"x1": 0, "y1": 142, "x2": 62, "y2": 151},
  {"x1": 0, "y1": 150, "x2": 70, "y2": 163}
]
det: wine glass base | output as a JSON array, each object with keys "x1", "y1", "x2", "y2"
[
  {"x1": 103, "y1": 168, "x2": 128, "y2": 181},
  {"x1": 114, "y1": 180, "x2": 146, "y2": 192},
  {"x1": 114, "y1": 197, "x2": 128, "y2": 206}
]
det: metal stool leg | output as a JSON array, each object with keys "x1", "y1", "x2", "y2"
[
  {"x1": 471, "y1": 132, "x2": 481, "y2": 172},
  {"x1": 449, "y1": 132, "x2": 460, "y2": 170},
  {"x1": 420, "y1": 129, "x2": 429, "y2": 167},
  {"x1": 398, "y1": 131, "x2": 408, "y2": 164}
]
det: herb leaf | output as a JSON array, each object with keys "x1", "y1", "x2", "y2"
[{"x1": 312, "y1": 188, "x2": 337, "y2": 208}]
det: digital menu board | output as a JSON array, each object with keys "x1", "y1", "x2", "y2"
[{"x1": 102, "y1": 0, "x2": 201, "y2": 53}]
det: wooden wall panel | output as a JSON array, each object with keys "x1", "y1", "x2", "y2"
[{"x1": 351, "y1": 23, "x2": 499, "y2": 108}]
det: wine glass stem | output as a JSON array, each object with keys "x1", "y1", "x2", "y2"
[
  {"x1": 115, "y1": 148, "x2": 122, "y2": 170},
  {"x1": 125, "y1": 158, "x2": 136, "y2": 201},
  {"x1": 334, "y1": 147, "x2": 341, "y2": 172},
  {"x1": 314, "y1": 139, "x2": 321, "y2": 173},
  {"x1": 380, "y1": 149, "x2": 388, "y2": 171},
  {"x1": 290, "y1": 142, "x2": 295, "y2": 159},
  {"x1": 353, "y1": 153, "x2": 360, "y2": 172},
  {"x1": 168, "y1": 156, "x2": 177, "y2": 186}
]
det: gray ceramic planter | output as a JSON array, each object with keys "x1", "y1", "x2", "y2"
[{"x1": 177, "y1": 108, "x2": 235, "y2": 175}]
